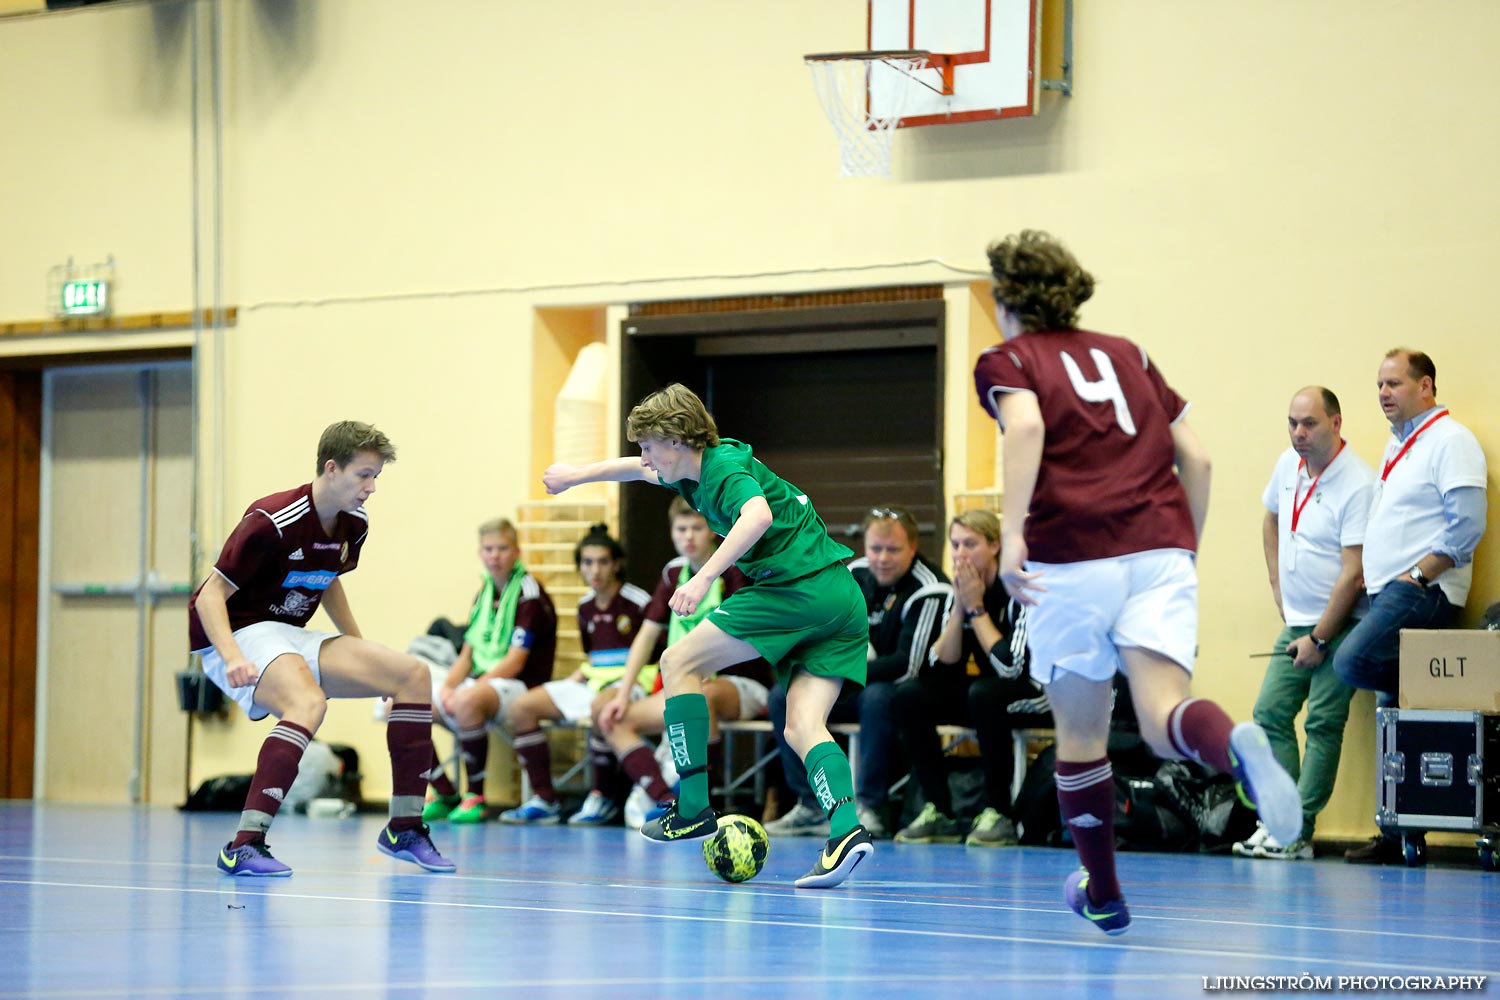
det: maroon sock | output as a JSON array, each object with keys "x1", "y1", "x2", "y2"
[
  {"x1": 424, "y1": 747, "x2": 458, "y2": 798},
  {"x1": 386, "y1": 703, "x2": 434, "y2": 831},
  {"x1": 620, "y1": 742, "x2": 672, "y2": 802},
  {"x1": 1056, "y1": 757, "x2": 1121, "y2": 905},
  {"x1": 513, "y1": 728, "x2": 556, "y2": 802},
  {"x1": 1167, "y1": 698, "x2": 1235, "y2": 773},
  {"x1": 458, "y1": 726, "x2": 490, "y2": 796},
  {"x1": 588, "y1": 733, "x2": 620, "y2": 796},
  {"x1": 231, "y1": 720, "x2": 312, "y2": 848}
]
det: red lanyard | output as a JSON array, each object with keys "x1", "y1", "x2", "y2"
[
  {"x1": 1291, "y1": 440, "x2": 1345, "y2": 534},
  {"x1": 1381, "y1": 409, "x2": 1449, "y2": 482}
]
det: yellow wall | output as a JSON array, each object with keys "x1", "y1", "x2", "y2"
[{"x1": 4, "y1": 1, "x2": 1498, "y2": 836}]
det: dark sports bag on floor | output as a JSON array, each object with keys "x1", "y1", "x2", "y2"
[{"x1": 181, "y1": 774, "x2": 253, "y2": 812}]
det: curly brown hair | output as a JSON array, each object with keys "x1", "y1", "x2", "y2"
[
  {"x1": 986, "y1": 230, "x2": 1095, "y2": 333},
  {"x1": 626, "y1": 383, "x2": 721, "y2": 450}
]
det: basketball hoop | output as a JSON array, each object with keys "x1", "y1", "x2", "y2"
[{"x1": 804, "y1": 50, "x2": 931, "y2": 179}]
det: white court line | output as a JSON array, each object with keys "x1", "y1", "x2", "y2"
[
  {"x1": 0, "y1": 876, "x2": 1494, "y2": 980},
  {"x1": 0, "y1": 972, "x2": 1189, "y2": 1000},
  {"x1": 2, "y1": 854, "x2": 1493, "y2": 947}
]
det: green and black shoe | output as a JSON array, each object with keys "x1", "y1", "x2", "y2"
[
  {"x1": 639, "y1": 802, "x2": 717, "y2": 843},
  {"x1": 794, "y1": 825, "x2": 873, "y2": 889}
]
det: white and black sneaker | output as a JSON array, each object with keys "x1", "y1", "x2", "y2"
[{"x1": 1232, "y1": 823, "x2": 1270, "y2": 858}]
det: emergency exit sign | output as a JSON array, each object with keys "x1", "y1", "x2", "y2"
[{"x1": 61, "y1": 279, "x2": 110, "y2": 316}]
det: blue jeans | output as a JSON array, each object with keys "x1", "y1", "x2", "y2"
[
  {"x1": 769, "y1": 680, "x2": 900, "y2": 809},
  {"x1": 1332, "y1": 582, "x2": 1461, "y2": 704}
]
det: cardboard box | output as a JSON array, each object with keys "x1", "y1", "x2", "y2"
[{"x1": 1399, "y1": 629, "x2": 1500, "y2": 711}]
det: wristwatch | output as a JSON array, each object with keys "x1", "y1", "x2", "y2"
[
  {"x1": 965, "y1": 605, "x2": 986, "y2": 620},
  {"x1": 1309, "y1": 634, "x2": 1330, "y2": 655},
  {"x1": 1409, "y1": 566, "x2": 1428, "y2": 586}
]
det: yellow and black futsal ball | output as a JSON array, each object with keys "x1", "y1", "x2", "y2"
[{"x1": 702, "y1": 814, "x2": 770, "y2": 883}]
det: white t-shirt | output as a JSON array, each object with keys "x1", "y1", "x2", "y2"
[
  {"x1": 1364, "y1": 411, "x2": 1488, "y2": 604},
  {"x1": 1262, "y1": 444, "x2": 1375, "y2": 626}
]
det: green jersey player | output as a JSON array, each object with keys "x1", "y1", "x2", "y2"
[{"x1": 543, "y1": 384, "x2": 873, "y2": 888}]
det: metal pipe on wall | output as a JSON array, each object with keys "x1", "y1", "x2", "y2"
[{"x1": 130, "y1": 369, "x2": 153, "y2": 803}]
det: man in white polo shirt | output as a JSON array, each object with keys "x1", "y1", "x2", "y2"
[
  {"x1": 1235, "y1": 387, "x2": 1372, "y2": 862},
  {"x1": 1333, "y1": 348, "x2": 1487, "y2": 864}
]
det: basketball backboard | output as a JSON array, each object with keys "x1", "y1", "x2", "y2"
[{"x1": 868, "y1": 0, "x2": 1040, "y2": 126}]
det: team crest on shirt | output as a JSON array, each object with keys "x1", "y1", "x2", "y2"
[
  {"x1": 272, "y1": 590, "x2": 315, "y2": 618},
  {"x1": 616, "y1": 615, "x2": 634, "y2": 635}
]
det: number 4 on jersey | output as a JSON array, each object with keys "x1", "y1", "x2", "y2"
[{"x1": 1060, "y1": 349, "x2": 1137, "y2": 435}]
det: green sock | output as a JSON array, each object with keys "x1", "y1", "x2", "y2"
[
  {"x1": 804, "y1": 740, "x2": 858, "y2": 838},
  {"x1": 663, "y1": 692, "x2": 711, "y2": 816}
]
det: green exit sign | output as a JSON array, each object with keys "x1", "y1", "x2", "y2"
[{"x1": 61, "y1": 279, "x2": 110, "y2": 316}]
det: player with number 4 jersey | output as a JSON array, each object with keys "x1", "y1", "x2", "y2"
[
  {"x1": 976, "y1": 329, "x2": 1197, "y2": 563},
  {"x1": 976, "y1": 231, "x2": 1299, "y2": 937}
]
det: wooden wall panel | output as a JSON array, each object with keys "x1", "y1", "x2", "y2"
[{"x1": 0, "y1": 370, "x2": 41, "y2": 798}]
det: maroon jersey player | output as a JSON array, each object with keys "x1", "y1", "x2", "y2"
[
  {"x1": 976, "y1": 231, "x2": 1297, "y2": 936},
  {"x1": 190, "y1": 420, "x2": 454, "y2": 877}
]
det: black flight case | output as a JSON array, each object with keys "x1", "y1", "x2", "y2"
[{"x1": 1376, "y1": 708, "x2": 1499, "y2": 869}]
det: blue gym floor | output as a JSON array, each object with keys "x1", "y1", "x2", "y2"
[{"x1": 0, "y1": 803, "x2": 1494, "y2": 999}]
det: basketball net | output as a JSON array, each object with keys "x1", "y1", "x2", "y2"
[{"x1": 805, "y1": 53, "x2": 927, "y2": 178}]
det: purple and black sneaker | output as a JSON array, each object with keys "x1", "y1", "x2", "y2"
[
  {"x1": 216, "y1": 841, "x2": 292, "y2": 878},
  {"x1": 1064, "y1": 869, "x2": 1130, "y2": 936},
  {"x1": 377, "y1": 822, "x2": 457, "y2": 873}
]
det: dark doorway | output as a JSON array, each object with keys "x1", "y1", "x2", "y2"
[
  {"x1": 706, "y1": 349, "x2": 940, "y2": 551},
  {"x1": 619, "y1": 298, "x2": 945, "y2": 583}
]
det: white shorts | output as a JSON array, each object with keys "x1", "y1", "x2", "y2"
[
  {"x1": 421, "y1": 659, "x2": 526, "y2": 731},
  {"x1": 1025, "y1": 549, "x2": 1198, "y2": 685},
  {"x1": 196, "y1": 620, "x2": 340, "y2": 722},
  {"x1": 718, "y1": 674, "x2": 770, "y2": 721},
  {"x1": 543, "y1": 678, "x2": 645, "y2": 724}
]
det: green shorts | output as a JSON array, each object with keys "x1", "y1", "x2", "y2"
[{"x1": 709, "y1": 561, "x2": 868, "y2": 690}]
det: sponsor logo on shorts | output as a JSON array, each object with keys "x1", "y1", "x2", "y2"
[{"x1": 281, "y1": 569, "x2": 337, "y2": 590}]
